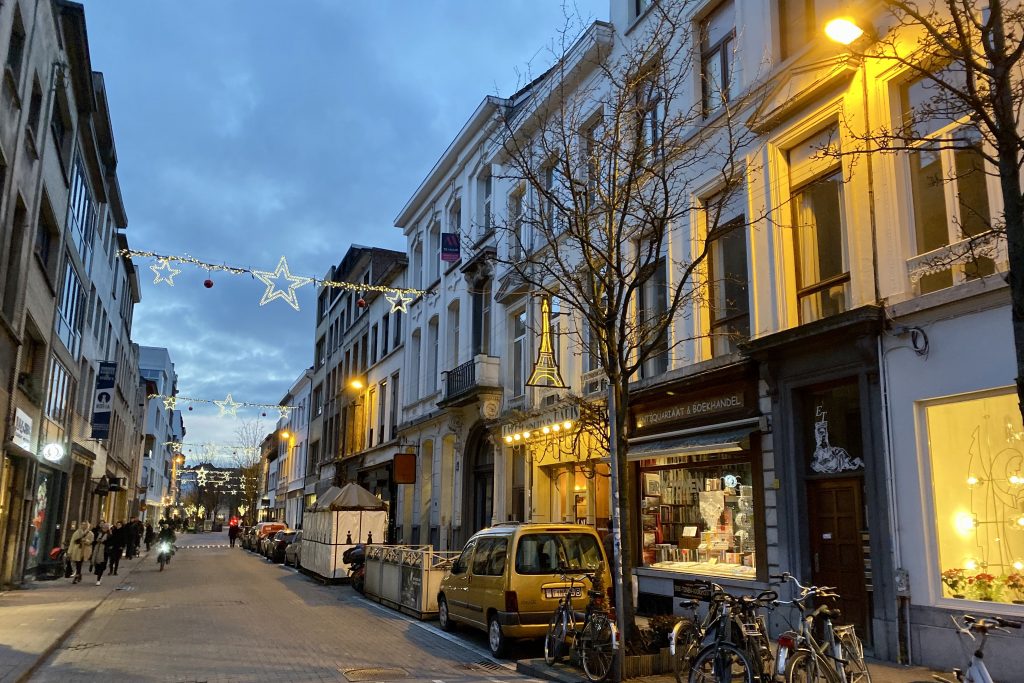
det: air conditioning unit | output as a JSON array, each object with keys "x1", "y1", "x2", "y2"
[{"x1": 109, "y1": 476, "x2": 128, "y2": 491}]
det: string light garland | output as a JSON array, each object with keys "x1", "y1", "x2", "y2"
[
  {"x1": 150, "y1": 394, "x2": 294, "y2": 419},
  {"x1": 120, "y1": 248, "x2": 422, "y2": 312}
]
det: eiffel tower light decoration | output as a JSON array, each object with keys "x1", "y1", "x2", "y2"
[{"x1": 527, "y1": 297, "x2": 566, "y2": 388}]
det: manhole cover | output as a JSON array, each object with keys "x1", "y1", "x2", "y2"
[
  {"x1": 461, "y1": 660, "x2": 504, "y2": 672},
  {"x1": 342, "y1": 668, "x2": 408, "y2": 681}
]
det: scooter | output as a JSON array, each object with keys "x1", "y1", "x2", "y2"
[
  {"x1": 157, "y1": 541, "x2": 174, "y2": 571},
  {"x1": 343, "y1": 543, "x2": 365, "y2": 593}
]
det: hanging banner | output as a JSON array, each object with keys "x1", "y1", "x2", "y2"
[
  {"x1": 14, "y1": 408, "x2": 33, "y2": 450},
  {"x1": 91, "y1": 362, "x2": 117, "y2": 439},
  {"x1": 440, "y1": 233, "x2": 461, "y2": 262}
]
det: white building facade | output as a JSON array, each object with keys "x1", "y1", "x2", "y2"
[
  {"x1": 138, "y1": 346, "x2": 182, "y2": 522},
  {"x1": 276, "y1": 367, "x2": 312, "y2": 530}
]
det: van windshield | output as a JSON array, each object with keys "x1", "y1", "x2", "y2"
[{"x1": 515, "y1": 533, "x2": 604, "y2": 575}]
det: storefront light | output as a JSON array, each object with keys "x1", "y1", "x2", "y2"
[
  {"x1": 542, "y1": 426, "x2": 551, "y2": 434},
  {"x1": 1016, "y1": 515, "x2": 1024, "y2": 528},
  {"x1": 552, "y1": 424, "x2": 561, "y2": 432},
  {"x1": 1010, "y1": 473, "x2": 1023, "y2": 485},
  {"x1": 504, "y1": 435, "x2": 513, "y2": 444},
  {"x1": 966, "y1": 475, "x2": 979, "y2": 486},
  {"x1": 964, "y1": 556, "x2": 980, "y2": 571},
  {"x1": 513, "y1": 433, "x2": 521, "y2": 441},
  {"x1": 1013, "y1": 558, "x2": 1024, "y2": 571},
  {"x1": 954, "y1": 511, "x2": 977, "y2": 536},
  {"x1": 563, "y1": 421, "x2": 573, "y2": 430},
  {"x1": 523, "y1": 431, "x2": 531, "y2": 439}
]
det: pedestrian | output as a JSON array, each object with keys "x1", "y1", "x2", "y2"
[
  {"x1": 126, "y1": 517, "x2": 142, "y2": 558},
  {"x1": 108, "y1": 521, "x2": 126, "y2": 575},
  {"x1": 228, "y1": 522, "x2": 240, "y2": 548},
  {"x1": 144, "y1": 522, "x2": 155, "y2": 551},
  {"x1": 68, "y1": 521, "x2": 93, "y2": 584},
  {"x1": 92, "y1": 523, "x2": 110, "y2": 585}
]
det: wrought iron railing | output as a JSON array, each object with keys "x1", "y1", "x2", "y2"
[{"x1": 444, "y1": 359, "x2": 476, "y2": 401}]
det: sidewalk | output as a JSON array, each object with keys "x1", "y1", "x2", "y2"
[
  {"x1": 516, "y1": 657, "x2": 939, "y2": 683},
  {"x1": 0, "y1": 551, "x2": 148, "y2": 683}
]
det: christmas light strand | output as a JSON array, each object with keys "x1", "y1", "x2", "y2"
[
  {"x1": 150, "y1": 394, "x2": 294, "y2": 419},
  {"x1": 120, "y1": 249, "x2": 422, "y2": 303}
]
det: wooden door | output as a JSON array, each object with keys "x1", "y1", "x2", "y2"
[{"x1": 806, "y1": 477, "x2": 870, "y2": 640}]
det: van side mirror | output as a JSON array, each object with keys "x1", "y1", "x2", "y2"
[{"x1": 451, "y1": 559, "x2": 463, "y2": 574}]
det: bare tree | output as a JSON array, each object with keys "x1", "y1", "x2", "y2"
[
  {"x1": 841, "y1": 1, "x2": 1024, "y2": 415},
  {"x1": 492, "y1": 1, "x2": 765, "y2": 643},
  {"x1": 232, "y1": 417, "x2": 266, "y2": 524}
]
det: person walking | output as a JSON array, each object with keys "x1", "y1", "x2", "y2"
[
  {"x1": 68, "y1": 521, "x2": 93, "y2": 584},
  {"x1": 108, "y1": 521, "x2": 126, "y2": 575},
  {"x1": 144, "y1": 522, "x2": 155, "y2": 551},
  {"x1": 228, "y1": 522, "x2": 240, "y2": 548},
  {"x1": 92, "y1": 523, "x2": 110, "y2": 586}
]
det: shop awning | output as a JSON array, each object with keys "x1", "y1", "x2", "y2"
[{"x1": 626, "y1": 425, "x2": 754, "y2": 461}]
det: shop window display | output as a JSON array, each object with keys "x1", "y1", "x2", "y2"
[
  {"x1": 638, "y1": 454, "x2": 758, "y2": 579},
  {"x1": 927, "y1": 390, "x2": 1024, "y2": 605}
]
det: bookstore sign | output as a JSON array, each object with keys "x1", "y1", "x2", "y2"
[{"x1": 635, "y1": 392, "x2": 744, "y2": 430}]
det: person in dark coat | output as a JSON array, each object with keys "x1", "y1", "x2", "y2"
[
  {"x1": 127, "y1": 518, "x2": 143, "y2": 558},
  {"x1": 228, "y1": 523, "x2": 240, "y2": 548},
  {"x1": 144, "y1": 522, "x2": 155, "y2": 551},
  {"x1": 108, "y1": 521, "x2": 126, "y2": 575},
  {"x1": 92, "y1": 523, "x2": 111, "y2": 586}
]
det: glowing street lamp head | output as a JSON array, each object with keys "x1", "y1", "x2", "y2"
[
  {"x1": 825, "y1": 17, "x2": 864, "y2": 45},
  {"x1": 350, "y1": 379, "x2": 364, "y2": 390},
  {"x1": 280, "y1": 431, "x2": 290, "y2": 440}
]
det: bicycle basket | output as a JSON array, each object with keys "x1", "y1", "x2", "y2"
[{"x1": 741, "y1": 622, "x2": 764, "y2": 638}]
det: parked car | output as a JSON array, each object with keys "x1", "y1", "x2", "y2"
[
  {"x1": 241, "y1": 526, "x2": 258, "y2": 550},
  {"x1": 284, "y1": 531, "x2": 303, "y2": 567},
  {"x1": 437, "y1": 522, "x2": 611, "y2": 657},
  {"x1": 251, "y1": 522, "x2": 286, "y2": 554},
  {"x1": 270, "y1": 530, "x2": 298, "y2": 564}
]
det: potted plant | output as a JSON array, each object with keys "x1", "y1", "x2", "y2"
[
  {"x1": 941, "y1": 568, "x2": 967, "y2": 598},
  {"x1": 968, "y1": 572, "x2": 999, "y2": 601},
  {"x1": 1005, "y1": 572, "x2": 1024, "y2": 604}
]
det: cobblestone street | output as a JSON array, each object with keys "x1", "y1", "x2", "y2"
[{"x1": 17, "y1": 533, "x2": 541, "y2": 683}]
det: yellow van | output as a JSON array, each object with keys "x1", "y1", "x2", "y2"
[{"x1": 437, "y1": 522, "x2": 611, "y2": 657}]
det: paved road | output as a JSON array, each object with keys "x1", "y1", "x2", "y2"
[{"x1": 29, "y1": 532, "x2": 540, "y2": 683}]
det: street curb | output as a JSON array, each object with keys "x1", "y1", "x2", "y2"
[
  {"x1": 13, "y1": 551, "x2": 149, "y2": 683},
  {"x1": 516, "y1": 658, "x2": 586, "y2": 683}
]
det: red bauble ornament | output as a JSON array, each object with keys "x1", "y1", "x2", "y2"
[
  {"x1": 188, "y1": 406, "x2": 193, "y2": 411},
  {"x1": 203, "y1": 279, "x2": 214, "y2": 289},
  {"x1": 357, "y1": 298, "x2": 367, "y2": 308},
  {"x1": 261, "y1": 412, "x2": 267, "y2": 417}
]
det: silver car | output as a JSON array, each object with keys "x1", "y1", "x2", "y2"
[{"x1": 284, "y1": 530, "x2": 303, "y2": 567}]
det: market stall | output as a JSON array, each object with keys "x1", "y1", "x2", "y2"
[{"x1": 302, "y1": 483, "x2": 388, "y2": 581}]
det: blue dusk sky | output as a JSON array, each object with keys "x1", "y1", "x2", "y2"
[{"x1": 79, "y1": 1, "x2": 608, "y2": 459}]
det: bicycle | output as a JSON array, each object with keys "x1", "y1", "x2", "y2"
[
  {"x1": 931, "y1": 614, "x2": 1020, "y2": 683},
  {"x1": 543, "y1": 568, "x2": 619, "y2": 682},
  {"x1": 687, "y1": 591, "x2": 760, "y2": 683},
  {"x1": 670, "y1": 580, "x2": 726, "y2": 683},
  {"x1": 771, "y1": 573, "x2": 870, "y2": 683}
]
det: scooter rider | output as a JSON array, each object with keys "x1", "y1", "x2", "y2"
[{"x1": 156, "y1": 521, "x2": 176, "y2": 564}]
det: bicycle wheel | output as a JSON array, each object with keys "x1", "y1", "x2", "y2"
[
  {"x1": 544, "y1": 608, "x2": 568, "y2": 665},
  {"x1": 689, "y1": 643, "x2": 755, "y2": 683},
  {"x1": 580, "y1": 613, "x2": 616, "y2": 682},
  {"x1": 838, "y1": 630, "x2": 871, "y2": 683},
  {"x1": 672, "y1": 618, "x2": 700, "y2": 683},
  {"x1": 785, "y1": 649, "x2": 841, "y2": 683}
]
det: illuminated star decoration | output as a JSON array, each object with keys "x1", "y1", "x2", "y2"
[
  {"x1": 214, "y1": 393, "x2": 242, "y2": 417},
  {"x1": 162, "y1": 395, "x2": 178, "y2": 411},
  {"x1": 278, "y1": 406, "x2": 292, "y2": 421},
  {"x1": 252, "y1": 256, "x2": 312, "y2": 311},
  {"x1": 386, "y1": 291, "x2": 414, "y2": 313},
  {"x1": 150, "y1": 259, "x2": 181, "y2": 286}
]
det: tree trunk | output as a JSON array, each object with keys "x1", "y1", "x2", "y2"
[
  {"x1": 612, "y1": 376, "x2": 637, "y2": 644},
  {"x1": 997, "y1": 151, "x2": 1024, "y2": 420}
]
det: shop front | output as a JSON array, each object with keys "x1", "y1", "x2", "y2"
[
  {"x1": 749, "y1": 306, "x2": 895, "y2": 659},
  {"x1": 627, "y1": 361, "x2": 766, "y2": 612}
]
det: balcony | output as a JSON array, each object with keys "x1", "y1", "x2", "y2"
[{"x1": 439, "y1": 355, "x2": 502, "y2": 407}]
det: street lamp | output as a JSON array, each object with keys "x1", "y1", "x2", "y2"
[
  {"x1": 349, "y1": 379, "x2": 364, "y2": 390},
  {"x1": 824, "y1": 17, "x2": 864, "y2": 45}
]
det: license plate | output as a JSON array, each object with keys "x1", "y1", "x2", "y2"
[{"x1": 544, "y1": 586, "x2": 583, "y2": 599}]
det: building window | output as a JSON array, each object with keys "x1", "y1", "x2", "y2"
[
  {"x1": 409, "y1": 329, "x2": 422, "y2": 400},
  {"x1": 428, "y1": 222, "x2": 441, "y2": 283},
  {"x1": 27, "y1": 78, "x2": 42, "y2": 138},
  {"x1": 902, "y1": 75, "x2": 995, "y2": 294},
  {"x1": 449, "y1": 199, "x2": 461, "y2": 236},
  {"x1": 638, "y1": 450, "x2": 761, "y2": 580},
  {"x1": 427, "y1": 317, "x2": 439, "y2": 393},
  {"x1": 779, "y1": 0, "x2": 841, "y2": 59},
  {"x1": 632, "y1": 0, "x2": 652, "y2": 22},
  {"x1": 477, "y1": 168, "x2": 492, "y2": 234},
  {"x1": 6, "y1": 8, "x2": 25, "y2": 84},
  {"x1": 926, "y1": 389, "x2": 1024, "y2": 606},
  {"x1": 393, "y1": 309, "x2": 402, "y2": 348},
  {"x1": 68, "y1": 153, "x2": 96, "y2": 271},
  {"x1": 707, "y1": 190, "x2": 749, "y2": 356},
  {"x1": 1, "y1": 194, "x2": 24, "y2": 322},
  {"x1": 472, "y1": 279, "x2": 492, "y2": 356},
  {"x1": 313, "y1": 384, "x2": 323, "y2": 417},
  {"x1": 447, "y1": 301, "x2": 460, "y2": 371},
  {"x1": 541, "y1": 163, "x2": 557, "y2": 233},
  {"x1": 509, "y1": 188, "x2": 525, "y2": 260},
  {"x1": 381, "y1": 313, "x2": 390, "y2": 357},
  {"x1": 512, "y1": 309, "x2": 527, "y2": 397},
  {"x1": 370, "y1": 324, "x2": 379, "y2": 365},
  {"x1": 638, "y1": 256, "x2": 669, "y2": 378},
  {"x1": 45, "y1": 355, "x2": 74, "y2": 426},
  {"x1": 315, "y1": 336, "x2": 326, "y2": 368},
  {"x1": 56, "y1": 258, "x2": 84, "y2": 356},
  {"x1": 377, "y1": 380, "x2": 387, "y2": 445},
  {"x1": 701, "y1": 1, "x2": 736, "y2": 116},
  {"x1": 389, "y1": 372, "x2": 400, "y2": 438},
  {"x1": 583, "y1": 319, "x2": 602, "y2": 375}
]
